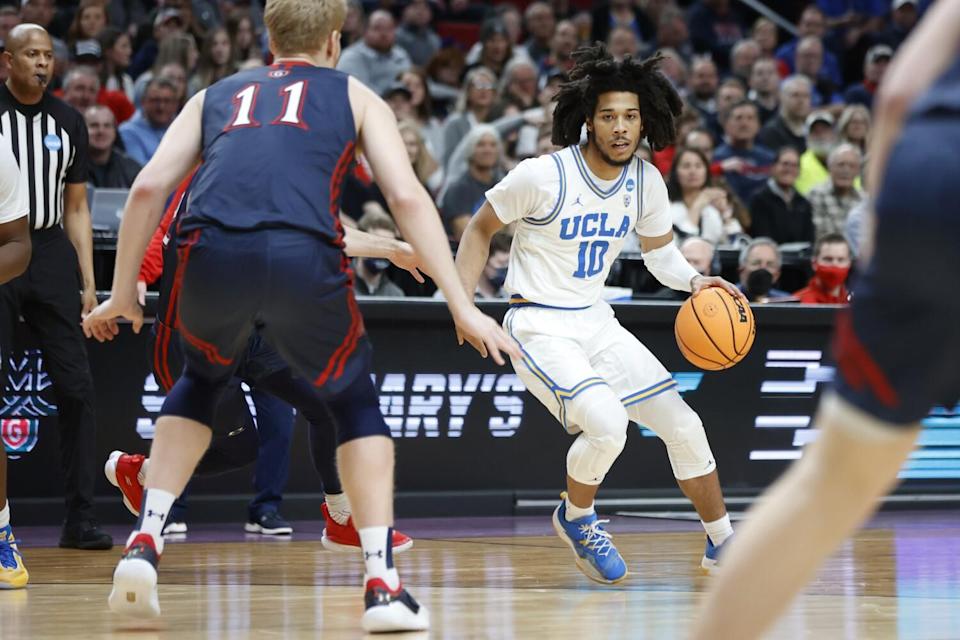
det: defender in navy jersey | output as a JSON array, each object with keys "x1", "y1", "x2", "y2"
[
  {"x1": 694, "y1": 3, "x2": 960, "y2": 638},
  {"x1": 83, "y1": 0, "x2": 518, "y2": 633},
  {"x1": 105, "y1": 169, "x2": 415, "y2": 552}
]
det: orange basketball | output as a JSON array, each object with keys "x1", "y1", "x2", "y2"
[{"x1": 674, "y1": 288, "x2": 755, "y2": 371}]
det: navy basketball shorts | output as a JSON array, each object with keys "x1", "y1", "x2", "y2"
[
  {"x1": 833, "y1": 118, "x2": 960, "y2": 426},
  {"x1": 236, "y1": 332, "x2": 289, "y2": 383},
  {"x1": 149, "y1": 319, "x2": 255, "y2": 438},
  {"x1": 174, "y1": 224, "x2": 373, "y2": 399}
]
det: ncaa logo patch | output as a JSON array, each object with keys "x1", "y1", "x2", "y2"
[
  {"x1": 1, "y1": 418, "x2": 39, "y2": 455},
  {"x1": 625, "y1": 178, "x2": 635, "y2": 192},
  {"x1": 43, "y1": 134, "x2": 62, "y2": 151},
  {"x1": 268, "y1": 69, "x2": 290, "y2": 78}
]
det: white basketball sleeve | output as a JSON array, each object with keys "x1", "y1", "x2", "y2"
[
  {"x1": 0, "y1": 138, "x2": 28, "y2": 225},
  {"x1": 636, "y1": 163, "x2": 698, "y2": 292},
  {"x1": 643, "y1": 242, "x2": 700, "y2": 292}
]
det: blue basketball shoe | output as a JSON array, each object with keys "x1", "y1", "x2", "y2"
[
  {"x1": 552, "y1": 493, "x2": 627, "y2": 584},
  {"x1": 0, "y1": 524, "x2": 28, "y2": 589},
  {"x1": 701, "y1": 534, "x2": 733, "y2": 575}
]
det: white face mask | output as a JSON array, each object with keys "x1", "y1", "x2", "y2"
[{"x1": 809, "y1": 140, "x2": 834, "y2": 159}]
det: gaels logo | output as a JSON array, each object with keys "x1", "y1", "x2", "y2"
[
  {"x1": 268, "y1": 69, "x2": 289, "y2": 78},
  {"x1": 1, "y1": 418, "x2": 39, "y2": 455}
]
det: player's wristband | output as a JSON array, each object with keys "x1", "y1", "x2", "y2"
[{"x1": 642, "y1": 242, "x2": 701, "y2": 293}]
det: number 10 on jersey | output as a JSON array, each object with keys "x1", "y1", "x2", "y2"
[{"x1": 573, "y1": 240, "x2": 609, "y2": 279}]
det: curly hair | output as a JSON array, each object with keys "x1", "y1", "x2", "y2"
[{"x1": 551, "y1": 43, "x2": 683, "y2": 151}]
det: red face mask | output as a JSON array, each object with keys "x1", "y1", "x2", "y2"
[{"x1": 815, "y1": 264, "x2": 850, "y2": 289}]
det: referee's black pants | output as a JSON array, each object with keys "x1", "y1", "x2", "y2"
[{"x1": 0, "y1": 227, "x2": 97, "y2": 524}]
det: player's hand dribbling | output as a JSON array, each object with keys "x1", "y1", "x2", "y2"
[
  {"x1": 389, "y1": 241, "x2": 426, "y2": 283},
  {"x1": 82, "y1": 296, "x2": 144, "y2": 342},
  {"x1": 453, "y1": 306, "x2": 521, "y2": 366},
  {"x1": 691, "y1": 275, "x2": 745, "y2": 301}
]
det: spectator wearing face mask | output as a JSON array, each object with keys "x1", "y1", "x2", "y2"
[
  {"x1": 433, "y1": 231, "x2": 511, "y2": 300},
  {"x1": 353, "y1": 210, "x2": 406, "y2": 297},
  {"x1": 738, "y1": 237, "x2": 791, "y2": 303},
  {"x1": 794, "y1": 233, "x2": 852, "y2": 304},
  {"x1": 477, "y1": 231, "x2": 511, "y2": 299}
]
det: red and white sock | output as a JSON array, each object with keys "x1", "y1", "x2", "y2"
[{"x1": 359, "y1": 526, "x2": 399, "y2": 590}]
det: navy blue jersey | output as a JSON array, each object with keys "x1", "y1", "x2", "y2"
[{"x1": 184, "y1": 62, "x2": 356, "y2": 241}]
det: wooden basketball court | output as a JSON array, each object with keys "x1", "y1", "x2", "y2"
[{"x1": 3, "y1": 511, "x2": 959, "y2": 639}]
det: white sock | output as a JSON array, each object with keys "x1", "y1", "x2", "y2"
[
  {"x1": 0, "y1": 502, "x2": 9, "y2": 528},
  {"x1": 359, "y1": 526, "x2": 399, "y2": 590},
  {"x1": 702, "y1": 514, "x2": 734, "y2": 546},
  {"x1": 139, "y1": 458, "x2": 150, "y2": 485},
  {"x1": 565, "y1": 497, "x2": 595, "y2": 521},
  {"x1": 137, "y1": 489, "x2": 176, "y2": 541},
  {"x1": 325, "y1": 492, "x2": 351, "y2": 525}
]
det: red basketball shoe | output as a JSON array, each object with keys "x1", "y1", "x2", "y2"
[
  {"x1": 104, "y1": 451, "x2": 146, "y2": 516},
  {"x1": 321, "y1": 503, "x2": 413, "y2": 553}
]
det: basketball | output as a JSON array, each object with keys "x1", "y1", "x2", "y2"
[{"x1": 674, "y1": 288, "x2": 755, "y2": 371}]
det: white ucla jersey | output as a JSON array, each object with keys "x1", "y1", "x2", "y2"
[{"x1": 486, "y1": 145, "x2": 672, "y2": 308}]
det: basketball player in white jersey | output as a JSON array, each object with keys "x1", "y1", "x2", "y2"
[{"x1": 455, "y1": 44, "x2": 745, "y2": 583}]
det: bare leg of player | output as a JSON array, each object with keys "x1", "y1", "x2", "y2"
[
  {"x1": 108, "y1": 417, "x2": 212, "y2": 617},
  {"x1": 142, "y1": 418, "x2": 213, "y2": 495},
  {"x1": 566, "y1": 476, "x2": 599, "y2": 509},
  {"x1": 336, "y1": 436, "x2": 394, "y2": 528},
  {"x1": 627, "y1": 391, "x2": 733, "y2": 570},
  {"x1": 338, "y1": 435, "x2": 429, "y2": 632},
  {"x1": 677, "y1": 470, "x2": 727, "y2": 522},
  {"x1": 691, "y1": 394, "x2": 920, "y2": 640}
]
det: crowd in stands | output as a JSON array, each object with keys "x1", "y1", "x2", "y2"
[{"x1": 8, "y1": 0, "x2": 926, "y2": 304}]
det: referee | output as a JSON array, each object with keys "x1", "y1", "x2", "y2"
[{"x1": 0, "y1": 24, "x2": 110, "y2": 550}]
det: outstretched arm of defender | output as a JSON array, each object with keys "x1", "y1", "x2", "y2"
[
  {"x1": 83, "y1": 91, "x2": 205, "y2": 342},
  {"x1": 342, "y1": 226, "x2": 424, "y2": 283}
]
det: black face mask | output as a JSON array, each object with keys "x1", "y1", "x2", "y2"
[
  {"x1": 363, "y1": 258, "x2": 391, "y2": 274},
  {"x1": 746, "y1": 268, "x2": 774, "y2": 299},
  {"x1": 488, "y1": 267, "x2": 508, "y2": 290}
]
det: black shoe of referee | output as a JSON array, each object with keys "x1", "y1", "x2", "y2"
[{"x1": 59, "y1": 520, "x2": 113, "y2": 550}]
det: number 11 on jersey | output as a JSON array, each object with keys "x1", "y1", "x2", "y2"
[{"x1": 225, "y1": 80, "x2": 308, "y2": 131}]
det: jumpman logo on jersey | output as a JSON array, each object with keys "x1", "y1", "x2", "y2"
[{"x1": 570, "y1": 194, "x2": 583, "y2": 208}]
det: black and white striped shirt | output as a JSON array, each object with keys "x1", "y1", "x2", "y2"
[{"x1": 0, "y1": 84, "x2": 89, "y2": 230}]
